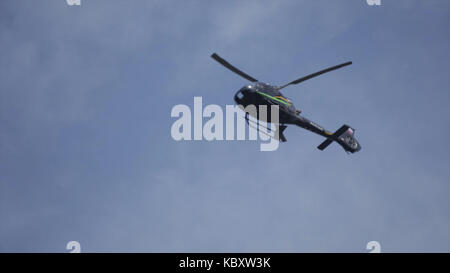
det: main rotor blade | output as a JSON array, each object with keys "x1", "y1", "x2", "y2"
[
  {"x1": 277, "y1": 61, "x2": 352, "y2": 90},
  {"x1": 211, "y1": 53, "x2": 258, "y2": 82}
]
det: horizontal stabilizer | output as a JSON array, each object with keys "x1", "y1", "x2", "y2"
[
  {"x1": 317, "y1": 138, "x2": 333, "y2": 150},
  {"x1": 317, "y1": 125, "x2": 350, "y2": 151},
  {"x1": 332, "y1": 125, "x2": 350, "y2": 138}
]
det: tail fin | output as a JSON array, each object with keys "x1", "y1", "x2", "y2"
[{"x1": 317, "y1": 125, "x2": 361, "y2": 153}]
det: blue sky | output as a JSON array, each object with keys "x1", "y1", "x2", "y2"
[{"x1": 0, "y1": 0, "x2": 449, "y2": 252}]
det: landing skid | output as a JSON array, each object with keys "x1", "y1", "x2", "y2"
[{"x1": 243, "y1": 113, "x2": 286, "y2": 142}]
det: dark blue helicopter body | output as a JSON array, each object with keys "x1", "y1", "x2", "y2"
[{"x1": 211, "y1": 53, "x2": 361, "y2": 153}]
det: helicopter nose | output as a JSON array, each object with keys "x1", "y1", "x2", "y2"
[{"x1": 234, "y1": 86, "x2": 254, "y2": 104}]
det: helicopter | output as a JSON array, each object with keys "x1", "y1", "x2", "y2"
[{"x1": 211, "y1": 53, "x2": 361, "y2": 153}]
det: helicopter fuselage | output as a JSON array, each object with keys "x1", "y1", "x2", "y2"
[
  {"x1": 210, "y1": 52, "x2": 361, "y2": 153},
  {"x1": 234, "y1": 82, "x2": 297, "y2": 123},
  {"x1": 233, "y1": 82, "x2": 361, "y2": 153}
]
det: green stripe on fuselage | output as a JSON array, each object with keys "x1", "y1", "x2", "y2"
[{"x1": 256, "y1": 91, "x2": 292, "y2": 106}]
